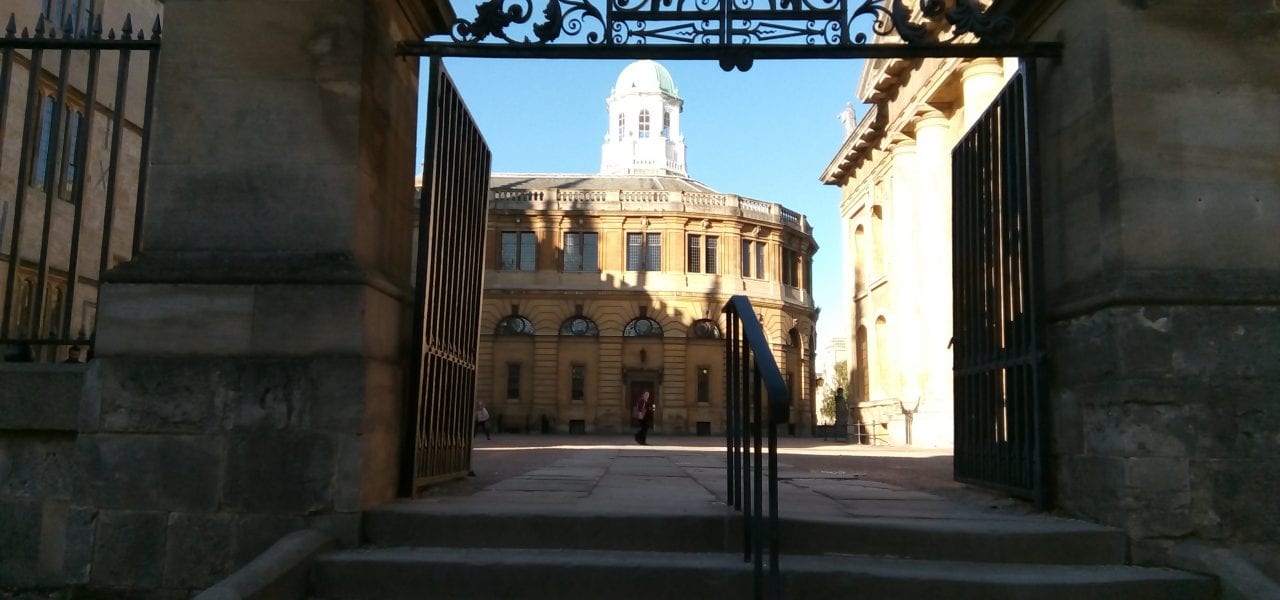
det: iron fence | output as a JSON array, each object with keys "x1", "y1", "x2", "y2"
[
  {"x1": 951, "y1": 62, "x2": 1049, "y2": 505},
  {"x1": 0, "y1": 12, "x2": 159, "y2": 362},
  {"x1": 724, "y1": 295, "x2": 789, "y2": 600},
  {"x1": 401, "y1": 56, "x2": 493, "y2": 494}
]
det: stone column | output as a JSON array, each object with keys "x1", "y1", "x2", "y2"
[
  {"x1": 70, "y1": 0, "x2": 452, "y2": 594},
  {"x1": 961, "y1": 58, "x2": 1005, "y2": 129},
  {"x1": 884, "y1": 135, "x2": 917, "y2": 404},
  {"x1": 911, "y1": 108, "x2": 953, "y2": 445}
]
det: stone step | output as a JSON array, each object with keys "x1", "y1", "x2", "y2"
[
  {"x1": 363, "y1": 504, "x2": 1129, "y2": 565},
  {"x1": 310, "y1": 547, "x2": 1216, "y2": 600}
]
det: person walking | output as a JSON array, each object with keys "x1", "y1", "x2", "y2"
[
  {"x1": 633, "y1": 391, "x2": 654, "y2": 445},
  {"x1": 474, "y1": 402, "x2": 491, "y2": 440}
]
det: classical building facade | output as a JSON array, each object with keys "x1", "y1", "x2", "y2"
[
  {"x1": 816, "y1": 0, "x2": 1280, "y2": 572},
  {"x1": 821, "y1": 56, "x2": 1019, "y2": 447},
  {"x1": 478, "y1": 61, "x2": 819, "y2": 436},
  {"x1": 0, "y1": 1, "x2": 160, "y2": 362}
]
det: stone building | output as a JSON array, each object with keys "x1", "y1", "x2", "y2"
[
  {"x1": 0, "y1": 0, "x2": 1276, "y2": 596},
  {"x1": 0, "y1": 0, "x2": 160, "y2": 362},
  {"x1": 478, "y1": 61, "x2": 820, "y2": 436},
  {"x1": 817, "y1": 0, "x2": 1280, "y2": 573},
  {"x1": 820, "y1": 57, "x2": 1020, "y2": 446}
]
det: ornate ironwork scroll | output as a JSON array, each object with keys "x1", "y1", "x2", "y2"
[{"x1": 444, "y1": 0, "x2": 1014, "y2": 47}]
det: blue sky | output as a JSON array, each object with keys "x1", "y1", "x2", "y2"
[{"x1": 419, "y1": 57, "x2": 864, "y2": 348}]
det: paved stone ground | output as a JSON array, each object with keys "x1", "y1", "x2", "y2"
[
  {"x1": 430, "y1": 433, "x2": 1038, "y2": 516},
  {"x1": 1, "y1": 434, "x2": 1038, "y2": 598}
]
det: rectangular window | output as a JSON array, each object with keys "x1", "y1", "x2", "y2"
[
  {"x1": 626, "y1": 232, "x2": 661, "y2": 272},
  {"x1": 60, "y1": 109, "x2": 83, "y2": 199},
  {"x1": 687, "y1": 234, "x2": 719, "y2": 274},
  {"x1": 31, "y1": 96, "x2": 55, "y2": 189},
  {"x1": 506, "y1": 363, "x2": 521, "y2": 400},
  {"x1": 500, "y1": 231, "x2": 536, "y2": 271},
  {"x1": 755, "y1": 241, "x2": 765, "y2": 280},
  {"x1": 782, "y1": 248, "x2": 800, "y2": 287},
  {"x1": 697, "y1": 366, "x2": 710, "y2": 404},
  {"x1": 741, "y1": 239, "x2": 751, "y2": 278},
  {"x1": 563, "y1": 232, "x2": 598, "y2": 272},
  {"x1": 626, "y1": 233, "x2": 643, "y2": 271},
  {"x1": 43, "y1": 0, "x2": 96, "y2": 32},
  {"x1": 571, "y1": 364, "x2": 585, "y2": 401}
]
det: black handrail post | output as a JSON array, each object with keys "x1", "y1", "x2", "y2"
[
  {"x1": 768, "y1": 386, "x2": 781, "y2": 599},
  {"x1": 752, "y1": 367, "x2": 764, "y2": 599},
  {"x1": 723, "y1": 295, "x2": 789, "y2": 600}
]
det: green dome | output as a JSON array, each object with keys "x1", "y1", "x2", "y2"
[{"x1": 614, "y1": 60, "x2": 679, "y2": 99}]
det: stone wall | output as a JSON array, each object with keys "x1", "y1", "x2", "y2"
[
  {"x1": 1031, "y1": 0, "x2": 1280, "y2": 563},
  {"x1": 3, "y1": 0, "x2": 452, "y2": 596},
  {"x1": 0, "y1": 366, "x2": 84, "y2": 588}
]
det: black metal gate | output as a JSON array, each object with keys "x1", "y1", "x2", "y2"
[
  {"x1": 401, "y1": 57, "x2": 492, "y2": 494},
  {"x1": 951, "y1": 63, "x2": 1048, "y2": 505}
]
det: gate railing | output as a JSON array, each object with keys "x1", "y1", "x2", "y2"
[
  {"x1": 0, "y1": 12, "x2": 160, "y2": 363},
  {"x1": 951, "y1": 61, "x2": 1049, "y2": 506},
  {"x1": 723, "y1": 295, "x2": 789, "y2": 600},
  {"x1": 400, "y1": 56, "x2": 493, "y2": 495}
]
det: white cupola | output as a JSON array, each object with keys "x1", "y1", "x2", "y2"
[{"x1": 600, "y1": 60, "x2": 687, "y2": 177}]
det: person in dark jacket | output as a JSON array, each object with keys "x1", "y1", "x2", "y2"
[{"x1": 633, "y1": 391, "x2": 654, "y2": 445}]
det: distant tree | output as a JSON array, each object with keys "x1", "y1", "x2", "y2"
[{"x1": 820, "y1": 360, "x2": 849, "y2": 423}]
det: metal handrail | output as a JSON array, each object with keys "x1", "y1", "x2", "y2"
[{"x1": 723, "y1": 295, "x2": 788, "y2": 600}]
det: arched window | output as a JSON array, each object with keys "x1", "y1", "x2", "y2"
[
  {"x1": 871, "y1": 204, "x2": 885, "y2": 277},
  {"x1": 559, "y1": 316, "x2": 599, "y2": 336},
  {"x1": 495, "y1": 315, "x2": 535, "y2": 335},
  {"x1": 662, "y1": 111, "x2": 671, "y2": 137},
  {"x1": 617, "y1": 113, "x2": 626, "y2": 140},
  {"x1": 689, "y1": 319, "x2": 721, "y2": 340},
  {"x1": 638, "y1": 110, "x2": 650, "y2": 139},
  {"x1": 624, "y1": 316, "x2": 663, "y2": 337},
  {"x1": 854, "y1": 224, "x2": 866, "y2": 294}
]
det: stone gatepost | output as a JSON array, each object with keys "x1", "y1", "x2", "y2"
[
  {"x1": 1033, "y1": 0, "x2": 1280, "y2": 564},
  {"x1": 69, "y1": 0, "x2": 452, "y2": 594}
]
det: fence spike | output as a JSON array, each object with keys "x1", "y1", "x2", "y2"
[
  {"x1": 91, "y1": 13, "x2": 103, "y2": 38},
  {"x1": 5, "y1": 14, "x2": 16, "y2": 38},
  {"x1": 62, "y1": 11, "x2": 75, "y2": 38},
  {"x1": 151, "y1": 15, "x2": 162, "y2": 39},
  {"x1": 34, "y1": 16, "x2": 46, "y2": 38},
  {"x1": 121, "y1": 14, "x2": 134, "y2": 38}
]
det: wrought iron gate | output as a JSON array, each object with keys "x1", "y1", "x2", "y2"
[
  {"x1": 951, "y1": 63, "x2": 1048, "y2": 505},
  {"x1": 401, "y1": 57, "x2": 492, "y2": 494}
]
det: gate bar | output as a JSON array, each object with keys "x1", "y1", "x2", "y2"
[{"x1": 397, "y1": 41, "x2": 1062, "y2": 61}]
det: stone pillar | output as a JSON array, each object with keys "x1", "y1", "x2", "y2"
[
  {"x1": 70, "y1": 0, "x2": 452, "y2": 594},
  {"x1": 910, "y1": 108, "x2": 953, "y2": 445},
  {"x1": 885, "y1": 135, "x2": 917, "y2": 404},
  {"x1": 1037, "y1": 1, "x2": 1280, "y2": 563},
  {"x1": 961, "y1": 58, "x2": 1004, "y2": 129}
]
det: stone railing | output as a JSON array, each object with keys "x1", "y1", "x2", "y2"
[{"x1": 489, "y1": 187, "x2": 812, "y2": 234}]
